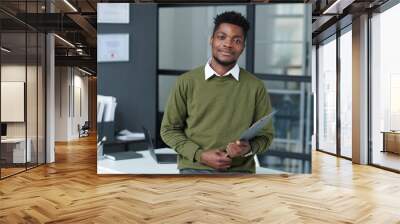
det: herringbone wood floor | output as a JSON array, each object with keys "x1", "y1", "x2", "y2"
[{"x1": 0, "y1": 135, "x2": 399, "y2": 224}]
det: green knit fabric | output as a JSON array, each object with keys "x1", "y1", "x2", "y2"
[{"x1": 160, "y1": 66, "x2": 274, "y2": 173}]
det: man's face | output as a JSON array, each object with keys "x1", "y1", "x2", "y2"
[{"x1": 210, "y1": 23, "x2": 245, "y2": 66}]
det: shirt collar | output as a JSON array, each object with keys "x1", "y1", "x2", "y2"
[{"x1": 204, "y1": 58, "x2": 240, "y2": 81}]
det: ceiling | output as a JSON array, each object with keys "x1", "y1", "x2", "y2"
[
  {"x1": 310, "y1": 0, "x2": 390, "y2": 43},
  {"x1": 0, "y1": 0, "x2": 98, "y2": 74}
]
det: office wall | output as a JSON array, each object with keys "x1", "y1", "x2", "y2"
[
  {"x1": 55, "y1": 67, "x2": 89, "y2": 141},
  {"x1": 88, "y1": 77, "x2": 97, "y2": 132},
  {"x1": 55, "y1": 67, "x2": 69, "y2": 141},
  {"x1": 73, "y1": 73, "x2": 89, "y2": 137},
  {"x1": 97, "y1": 4, "x2": 157, "y2": 141},
  {"x1": 1, "y1": 65, "x2": 41, "y2": 138}
]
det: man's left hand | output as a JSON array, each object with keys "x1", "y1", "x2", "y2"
[{"x1": 226, "y1": 140, "x2": 251, "y2": 158}]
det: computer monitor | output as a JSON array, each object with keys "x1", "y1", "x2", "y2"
[{"x1": 1, "y1": 123, "x2": 7, "y2": 137}]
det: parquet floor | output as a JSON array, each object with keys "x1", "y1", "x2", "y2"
[
  {"x1": 1, "y1": 167, "x2": 26, "y2": 177},
  {"x1": 372, "y1": 150, "x2": 400, "y2": 171},
  {"x1": 0, "y1": 135, "x2": 400, "y2": 223}
]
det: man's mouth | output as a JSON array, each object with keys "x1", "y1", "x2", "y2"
[{"x1": 220, "y1": 51, "x2": 233, "y2": 56}]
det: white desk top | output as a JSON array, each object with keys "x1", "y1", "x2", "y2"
[
  {"x1": 97, "y1": 148, "x2": 285, "y2": 175},
  {"x1": 1, "y1": 137, "x2": 28, "y2": 144}
]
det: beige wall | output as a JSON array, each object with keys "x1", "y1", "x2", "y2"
[
  {"x1": 1, "y1": 64, "x2": 45, "y2": 163},
  {"x1": 1, "y1": 65, "x2": 41, "y2": 138},
  {"x1": 55, "y1": 66, "x2": 89, "y2": 141}
]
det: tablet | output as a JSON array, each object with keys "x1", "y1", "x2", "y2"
[{"x1": 239, "y1": 110, "x2": 276, "y2": 141}]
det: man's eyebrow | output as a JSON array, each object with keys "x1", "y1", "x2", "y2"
[
  {"x1": 215, "y1": 31, "x2": 243, "y2": 39},
  {"x1": 232, "y1": 35, "x2": 243, "y2": 39}
]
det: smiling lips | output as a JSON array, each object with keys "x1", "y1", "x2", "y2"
[{"x1": 220, "y1": 50, "x2": 233, "y2": 56}]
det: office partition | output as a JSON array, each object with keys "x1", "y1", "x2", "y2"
[{"x1": 0, "y1": 1, "x2": 47, "y2": 179}]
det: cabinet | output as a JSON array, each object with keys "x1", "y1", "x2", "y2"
[
  {"x1": 0, "y1": 138, "x2": 32, "y2": 164},
  {"x1": 382, "y1": 131, "x2": 400, "y2": 154}
]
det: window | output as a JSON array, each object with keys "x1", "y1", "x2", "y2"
[
  {"x1": 339, "y1": 28, "x2": 352, "y2": 158},
  {"x1": 255, "y1": 4, "x2": 312, "y2": 173},
  {"x1": 370, "y1": 3, "x2": 400, "y2": 171},
  {"x1": 159, "y1": 6, "x2": 247, "y2": 71},
  {"x1": 255, "y1": 4, "x2": 304, "y2": 76},
  {"x1": 317, "y1": 36, "x2": 337, "y2": 155}
]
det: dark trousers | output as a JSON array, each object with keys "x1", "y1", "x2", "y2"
[{"x1": 179, "y1": 168, "x2": 252, "y2": 174}]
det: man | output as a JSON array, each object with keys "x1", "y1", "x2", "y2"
[{"x1": 160, "y1": 11, "x2": 274, "y2": 174}]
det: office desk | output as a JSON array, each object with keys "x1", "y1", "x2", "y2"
[
  {"x1": 1, "y1": 138, "x2": 31, "y2": 163},
  {"x1": 97, "y1": 148, "x2": 285, "y2": 174},
  {"x1": 103, "y1": 137, "x2": 146, "y2": 151}
]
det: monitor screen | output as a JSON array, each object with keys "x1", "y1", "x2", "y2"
[{"x1": 1, "y1": 123, "x2": 7, "y2": 137}]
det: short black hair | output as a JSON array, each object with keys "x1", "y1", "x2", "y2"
[{"x1": 213, "y1": 11, "x2": 250, "y2": 39}]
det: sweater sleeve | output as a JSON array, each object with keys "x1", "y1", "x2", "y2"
[
  {"x1": 249, "y1": 82, "x2": 274, "y2": 154},
  {"x1": 160, "y1": 77, "x2": 203, "y2": 162}
]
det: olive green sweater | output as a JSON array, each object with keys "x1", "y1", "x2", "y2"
[{"x1": 160, "y1": 66, "x2": 274, "y2": 173}]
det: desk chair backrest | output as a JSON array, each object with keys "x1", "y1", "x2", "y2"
[{"x1": 81, "y1": 121, "x2": 90, "y2": 131}]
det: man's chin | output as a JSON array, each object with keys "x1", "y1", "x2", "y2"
[{"x1": 214, "y1": 57, "x2": 237, "y2": 67}]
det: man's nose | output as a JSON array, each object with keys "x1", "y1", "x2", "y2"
[{"x1": 223, "y1": 38, "x2": 233, "y2": 48}]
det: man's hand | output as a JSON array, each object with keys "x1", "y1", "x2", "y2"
[
  {"x1": 200, "y1": 149, "x2": 232, "y2": 170},
  {"x1": 226, "y1": 140, "x2": 251, "y2": 158}
]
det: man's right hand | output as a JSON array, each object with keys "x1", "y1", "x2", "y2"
[{"x1": 200, "y1": 149, "x2": 232, "y2": 170}]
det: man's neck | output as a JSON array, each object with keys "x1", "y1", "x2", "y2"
[{"x1": 209, "y1": 58, "x2": 235, "y2": 76}]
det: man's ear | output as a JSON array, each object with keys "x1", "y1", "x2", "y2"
[
  {"x1": 209, "y1": 36, "x2": 213, "y2": 45},
  {"x1": 240, "y1": 40, "x2": 246, "y2": 52}
]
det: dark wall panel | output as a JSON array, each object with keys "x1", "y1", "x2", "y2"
[{"x1": 98, "y1": 4, "x2": 157, "y2": 142}]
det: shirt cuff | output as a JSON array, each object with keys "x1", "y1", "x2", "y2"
[
  {"x1": 249, "y1": 140, "x2": 259, "y2": 154},
  {"x1": 194, "y1": 149, "x2": 203, "y2": 162}
]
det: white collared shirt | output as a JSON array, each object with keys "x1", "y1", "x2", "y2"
[{"x1": 204, "y1": 58, "x2": 240, "y2": 81}]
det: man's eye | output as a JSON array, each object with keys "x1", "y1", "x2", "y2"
[
  {"x1": 217, "y1": 35, "x2": 225, "y2": 40},
  {"x1": 234, "y1": 39, "x2": 242, "y2": 44}
]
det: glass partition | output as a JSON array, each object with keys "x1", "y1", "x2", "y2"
[
  {"x1": 317, "y1": 36, "x2": 337, "y2": 155},
  {"x1": 159, "y1": 6, "x2": 247, "y2": 70},
  {"x1": 27, "y1": 30, "x2": 38, "y2": 169},
  {"x1": 255, "y1": 4, "x2": 312, "y2": 173},
  {"x1": 158, "y1": 75, "x2": 178, "y2": 113},
  {"x1": 38, "y1": 32, "x2": 45, "y2": 165},
  {"x1": 255, "y1": 4, "x2": 304, "y2": 76},
  {"x1": 1, "y1": 30, "x2": 28, "y2": 177},
  {"x1": 0, "y1": 1, "x2": 46, "y2": 179}
]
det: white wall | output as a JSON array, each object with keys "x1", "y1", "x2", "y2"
[
  {"x1": 72, "y1": 72, "x2": 89, "y2": 138},
  {"x1": 55, "y1": 67, "x2": 89, "y2": 141},
  {"x1": 55, "y1": 66, "x2": 69, "y2": 141}
]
